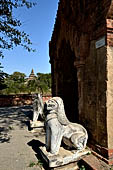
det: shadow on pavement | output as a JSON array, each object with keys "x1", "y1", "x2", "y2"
[
  {"x1": 0, "y1": 105, "x2": 33, "y2": 143},
  {"x1": 28, "y1": 139, "x2": 49, "y2": 170}
]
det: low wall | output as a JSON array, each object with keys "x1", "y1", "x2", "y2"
[{"x1": 0, "y1": 94, "x2": 52, "y2": 107}]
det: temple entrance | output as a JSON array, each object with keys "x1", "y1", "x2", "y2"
[{"x1": 57, "y1": 40, "x2": 79, "y2": 122}]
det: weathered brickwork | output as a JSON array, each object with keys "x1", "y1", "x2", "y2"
[
  {"x1": 0, "y1": 94, "x2": 52, "y2": 107},
  {"x1": 107, "y1": 46, "x2": 113, "y2": 148},
  {"x1": 49, "y1": 0, "x2": 113, "y2": 164},
  {"x1": 107, "y1": 19, "x2": 113, "y2": 46}
]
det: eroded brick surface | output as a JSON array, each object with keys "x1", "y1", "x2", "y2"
[{"x1": 49, "y1": 0, "x2": 113, "y2": 162}]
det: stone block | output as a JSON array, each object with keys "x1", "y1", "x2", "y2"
[
  {"x1": 30, "y1": 120, "x2": 44, "y2": 128},
  {"x1": 30, "y1": 120, "x2": 44, "y2": 133},
  {"x1": 53, "y1": 162, "x2": 79, "y2": 170},
  {"x1": 39, "y1": 146, "x2": 91, "y2": 168}
]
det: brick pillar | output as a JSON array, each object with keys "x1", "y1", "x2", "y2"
[
  {"x1": 106, "y1": 18, "x2": 113, "y2": 164},
  {"x1": 89, "y1": 18, "x2": 113, "y2": 165},
  {"x1": 74, "y1": 61, "x2": 85, "y2": 122}
]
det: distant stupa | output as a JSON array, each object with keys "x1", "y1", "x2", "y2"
[{"x1": 27, "y1": 69, "x2": 36, "y2": 81}]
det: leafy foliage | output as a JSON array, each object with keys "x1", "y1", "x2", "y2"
[
  {"x1": 0, "y1": 71, "x2": 51, "y2": 95},
  {"x1": 1, "y1": 71, "x2": 27, "y2": 94},
  {"x1": 10, "y1": 71, "x2": 26, "y2": 83},
  {"x1": 37, "y1": 73, "x2": 51, "y2": 94},
  {"x1": 26, "y1": 79, "x2": 38, "y2": 94},
  {"x1": 0, "y1": 0, "x2": 36, "y2": 58},
  {"x1": 0, "y1": 63, "x2": 8, "y2": 90}
]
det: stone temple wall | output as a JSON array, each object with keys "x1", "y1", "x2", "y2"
[{"x1": 49, "y1": 0, "x2": 113, "y2": 164}]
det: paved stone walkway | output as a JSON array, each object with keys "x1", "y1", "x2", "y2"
[
  {"x1": 0, "y1": 106, "x2": 45, "y2": 170},
  {"x1": 1, "y1": 105, "x2": 112, "y2": 170}
]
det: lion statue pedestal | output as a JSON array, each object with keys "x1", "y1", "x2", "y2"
[
  {"x1": 30, "y1": 94, "x2": 44, "y2": 132},
  {"x1": 39, "y1": 97, "x2": 90, "y2": 168}
]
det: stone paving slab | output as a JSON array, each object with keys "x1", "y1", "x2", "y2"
[
  {"x1": 0, "y1": 106, "x2": 111, "y2": 170},
  {"x1": 0, "y1": 106, "x2": 45, "y2": 170}
]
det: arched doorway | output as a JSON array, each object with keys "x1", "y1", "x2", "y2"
[{"x1": 57, "y1": 40, "x2": 79, "y2": 122}]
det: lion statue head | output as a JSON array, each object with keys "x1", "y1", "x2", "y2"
[{"x1": 44, "y1": 97, "x2": 69, "y2": 125}]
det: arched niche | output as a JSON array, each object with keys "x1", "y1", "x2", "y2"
[{"x1": 56, "y1": 39, "x2": 79, "y2": 122}]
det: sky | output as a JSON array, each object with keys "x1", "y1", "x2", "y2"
[{"x1": 0, "y1": 0, "x2": 59, "y2": 77}]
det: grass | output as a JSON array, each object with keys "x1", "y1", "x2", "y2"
[
  {"x1": 37, "y1": 159, "x2": 43, "y2": 167},
  {"x1": 79, "y1": 165, "x2": 86, "y2": 170},
  {"x1": 28, "y1": 159, "x2": 43, "y2": 168},
  {"x1": 9, "y1": 126, "x2": 14, "y2": 130},
  {"x1": 29, "y1": 162, "x2": 36, "y2": 167}
]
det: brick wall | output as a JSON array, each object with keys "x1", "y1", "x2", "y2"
[
  {"x1": 0, "y1": 94, "x2": 52, "y2": 107},
  {"x1": 49, "y1": 0, "x2": 113, "y2": 162},
  {"x1": 107, "y1": 19, "x2": 113, "y2": 46}
]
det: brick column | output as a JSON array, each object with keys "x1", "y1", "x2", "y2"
[
  {"x1": 106, "y1": 18, "x2": 113, "y2": 164},
  {"x1": 74, "y1": 61, "x2": 85, "y2": 122}
]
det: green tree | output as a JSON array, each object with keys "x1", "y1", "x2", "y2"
[
  {"x1": 1, "y1": 71, "x2": 27, "y2": 94},
  {"x1": 0, "y1": 63, "x2": 8, "y2": 91},
  {"x1": 0, "y1": 0, "x2": 36, "y2": 58},
  {"x1": 25, "y1": 72, "x2": 52, "y2": 95},
  {"x1": 36, "y1": 73, "x2": 51, "y2": 94},
  {"x1": 10, "y1": 71, "x2": 26, "y2": 83},
  {"x1": 1, "y1": 71, "x2": 52, "y2": 95},
  {"x1": 0, "y1": 0, "x2": 36, "y2": 90},
  {"x1": 26, "y1": 79, "x2": 38, "y2": 94}
]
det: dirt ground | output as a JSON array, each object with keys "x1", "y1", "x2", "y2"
[{"x1": 0, "y1": 106, "x2": 46, "y2": 170}]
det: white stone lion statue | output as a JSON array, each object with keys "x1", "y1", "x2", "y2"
[
  {"x1": 32, "y1": 93, "x2": 44, "y2": 122},
  {"x1": 44, "y1": 97, "x2": 88, "y2": 155}
]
